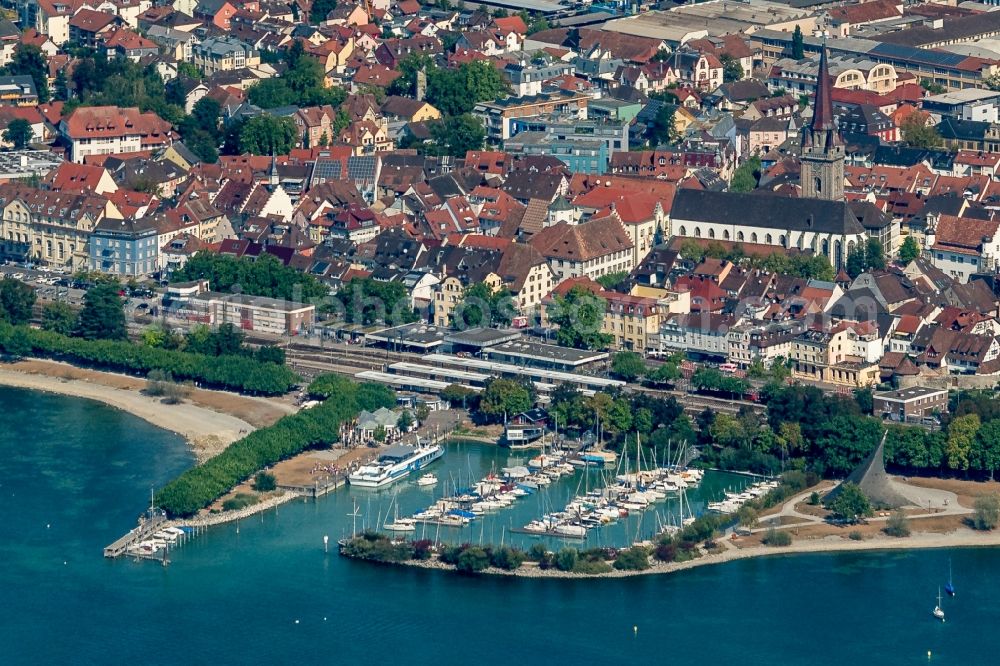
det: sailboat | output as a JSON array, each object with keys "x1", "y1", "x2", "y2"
[
  {"x1": 384, "y1": 493, "x2": 416, "y2": 532},
  {"x1": 945, "y1": 559, "x2": 956, "y2": 597},
  {"x1": 932, "y1": 588, "x2": 945, "y2": 622}
]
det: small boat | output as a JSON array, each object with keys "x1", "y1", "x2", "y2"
[
  {"x1": 945, "y1": 559, "x2": 956, "y2": 597},
  {"x1": 417, "y1": 473, "x2": 438, "y2": 487},
  {"x1": 933, "y1": 588, "x2": 945, "y2": 622}
]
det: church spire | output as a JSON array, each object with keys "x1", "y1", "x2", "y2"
[
  {"x1": 803, "y1": 46, "x2": 841, "y2": 151},
  {"x1": 799, "y1": 46, "x2": 845, "y2": 202}
]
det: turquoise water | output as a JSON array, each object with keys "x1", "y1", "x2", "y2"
[{"x1": 1, "y1": 387, "x2": 997, "y2": 665}]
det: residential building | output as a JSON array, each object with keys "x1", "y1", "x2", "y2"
[
  {"x1": 89, "y1": 216, "x2": 160, "y2": 277},
  {"x1": 193, "y1": 37, "x2": 259, "y2": 75},
  {"x1": 529, "y1": 215, "x2": 635, "y2": 282},
  {"x1": 873, "y1": 387, "x2": 949, "y2": 422},
  {"x1": 60, "y1": 106, "x2": 175, "y2": 163},
  {"x1": 182, "y1": 291, "x2": 316, "y2": 335},
  {"x1": 0, "y1": 75, "x2": 38, "y2": 106}
]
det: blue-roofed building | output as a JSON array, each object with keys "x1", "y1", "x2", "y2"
[
  {"x1": 89, "y1": 217, "x2": 160, "y2": 277},
  {"x1": 505, "y1": 131, "x2": 608, "y2": 174}
]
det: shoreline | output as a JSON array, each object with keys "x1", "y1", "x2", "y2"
[
  {"x1": 344, "y1": 527, "x2": 1000, "y2": 579},
  {"x1": 0, "y1": 360, "x2": 260, "y2": 463}
]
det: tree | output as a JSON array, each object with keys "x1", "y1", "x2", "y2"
[
  {"x1": 596, "y1": 271, "x2": 628, "y2": 290},
  {"x1": 4, "y1": 44, "x2": 50, "y2": 103},
  {"x1": 184, "y1": 129, "x2": 219, "y2": 164},
  {"x1": 720, "y1": 54, "x2": 744, "y2": 83},
  {"x1": 190, "y1": 97, "x2": 222, "y2": 141},
  {"x1": 478, "y1": 377, "x2": 532, "y2": 421},
  {"x1": 427, "y1": 114, "x2": 485, "y2": 156},
  {"x1": 41, "y1": 301, "x2": 76, "y2": 335},
  {"x1": 3, "y1": 118, "x2": 33, "y2": 148},
  {"x1": 397, "y1": 410, "x2": 414, "y2": 431},
  {"x1": 730, "y1": 156, "x2": 761, "y2": 193},
  {"x1": 426, "y1": 61, "x2": 509, "y2": 116},
  {"x1": 900, "y1": 111, "x2": 942, "y2": 148},
  {"x1": 946, "y1": 413, "x2": 980, "y2": 471},
  {"x1": 973, "y1": 420, "x2": 1000, "y2": 480},
  {"x1": 0, "y1": 278, "x2": 36, "y2": 325},
  {"x1": 899, "y1": 235, "x2": 920, "y2": 264},
  {"x1": 610, "y1": 351, "x2": 646, "y2": 382},
  {"x1": 828, "y1": 482, "x2": 872, "y2": 522},
  {"x1": 973, "y1": 494, "x2": 1000, "y2": 530},
  {"x1": 452, "y1": 281, "x2": 514, "y2": 328},
  {"x1": 845, "y1": 245, "x2": 866, "y2": 279},
  {"x1": 554, "y1": 547, "x2": 578, "y2": 572},
  {"x1": 920, "y1": 79, "x2": 946, "y2": 94},
  {"x1": 441, "y1": 383, "x2": 477, "y2": 408},
  {"x1": 737, "y1": 504, "x2": 759, "y2": 529},
  {"x1": 865, "y1": 238, "x2": 885, "y2": 271},
  {"x1": 253, "y1": 471, "x2": 277, "y2": 492},
  {"x1": 549, "y1": 287, "x2": 612, "y2": 350},
  {"x1": 54, "y1": 69, "x2": 69, "y2": 101},
  {"x1": 455, "y1": 546, "x2": 490, "y2": 573},
  {"x1": 648, "y1": 102, "x2": 677, "y2": 147},
  {"x1": 74, "y1": 284, "x2": 126, "y2": 340},
  {"x1": 791, "y1": 25, "x2": 805, "y2": 60},
  {"x1": 309, "y1": 0, "x2": 337, "y2": 23},
  {"x1": 883, "y1": 510, "x2": 910, "y2": 537},
  {"x1": 238, "y1": 115, "x2": 299, "y2": 155}
]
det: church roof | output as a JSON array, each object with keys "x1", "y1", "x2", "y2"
[{"x1": 671, "y1": 189, "x2": 866, "y2": 236}]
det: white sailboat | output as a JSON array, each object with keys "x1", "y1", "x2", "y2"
[
  {"x1": 417, "y1": 473, "x2": 438, "y2": 486},
  {"x1": 932, "y1": 587, "x2": 945, "y2": 621}
]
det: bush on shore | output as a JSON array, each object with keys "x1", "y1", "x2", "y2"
[
  {"x1": 456, "y1": 546, "x2": 490, "y2": 573},
  {"x1": 762, "y1": 527, "x2": 792, "y2": 547},
  {"x1": 155, "y1": 379, "x2": 394, "y2": 517},
  {"x1": 341, "y1": 533, "x2": 413, "y2": 563},
  {"x1": 221, "y1": 493, "x2": 258, "y2": 511},
  {"x1": 973, "y1": 494, "x2": 1000, "y2": 531},
  {"x1": 883, "y1": 510, "x2": 910, "y2": 538},
  {"x1": 613, "y1": 546, "x2": 651, "y2": 571},
  {"x1": 0, "y1": 322, "x2": 298, "y2": 395}
]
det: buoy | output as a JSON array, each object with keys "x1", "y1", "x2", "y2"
[
  {"x1": 633, "y1": 625, "x2": 638, "y2": 635},
  {"x1": 295, "y1": 620, "x2": 300, "y2": 624},
  {"x1": 323, "y1": 617, "x2": 327, "y2": 621},
  {"x1": 47, "y1": 524, "x2": 50, "y2": 529},
  {"x1": 927, "y1": 650, "x2": 932, "y2": 659}
]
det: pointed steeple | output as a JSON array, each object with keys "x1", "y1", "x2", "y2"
[
  {"x1": 269, "y1": 151, "x2": 279, "y2": 187},
  {"x1": 802, "y1": 46, "x2": 841, "y2": 151}
]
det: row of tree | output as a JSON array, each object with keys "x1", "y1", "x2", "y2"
[
  {"x1": 155, "y1": 376, "x2": 396, "y2": 516},
  {"x1": 172, "y1": 253, "x2": 329, "y2": 301}
]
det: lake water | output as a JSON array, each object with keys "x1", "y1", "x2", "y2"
[{"x1": 1, "y1": 387, "x2": 996, "y2": 665}]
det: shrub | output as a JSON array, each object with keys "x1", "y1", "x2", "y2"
[
  {"x1": 762, "y1": 527, "x2": 792, "y2": 547},
  {"x1": 848, "y1": 530, "x2": 863, "y2": 541},
  {"x1": 456, "y1": 546, "x2": 490, "y2": 573},
  {"x1": 572, "y1": 559, "x2": 612, "y2": 575},
  {"x1": 973, "y1": 494, "x2": 1000, "y2": 531},
  {"x1": 411, "y1": 539, "x2": 433, "y2": 560},
  {"x1": 0, "y1": 322, "x2": 298, "y2": 395},
  {"x1": 439, "y1": 544, "x2": 466, "y2": 565},
  {"x1": 554, "y1": 547, "x2": 578, "y2": 572},
  {"x1": 654, "y1": 543, "x2": 677, "y2": 562},
  {"x1": 222, "y1": 493, "x2": 258, "y2": 511},
  {"x1": 253, "y1": 471, "x2": 277, "y2": 492},
  {"x1": 808, "y1": 491, "x2": 821, "y2": 506},
  {"x1": 883, "y1": 510, "x2": 910, "y2": 538},
  {"x1": 527, "y1": 543, "x2": 549, "y2": 562},
  {"x1": 340, "y1": 533, "x2": 412, "y2": 563},
  {"x1": 155, "y1": 379, "x2": 394, "y2": 517},
  {"x1": 613, "y1": 546, "x2": 651, "y2": 571},
  {"x1": 490, "y1": 546, "x2": 525, "y2": 571}
]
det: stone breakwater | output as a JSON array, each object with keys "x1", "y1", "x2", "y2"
[
  {"x1": 342, "y1": 528, "x2": 1000, "y2": 580},
  {"x1": 171, "y1": 491, "x2": 299, "y2": 529}
]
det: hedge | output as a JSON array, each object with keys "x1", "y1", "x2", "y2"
[
  {"x1": 0, "y1": 322, "x2": 299, "y2": 395},
  {"x1": 154, "y1": 379, "x2": 395, "y2": 517}
]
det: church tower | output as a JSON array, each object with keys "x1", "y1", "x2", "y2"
[{"x1": 800, "y1": 47, "x2": 844, "y2": 201}]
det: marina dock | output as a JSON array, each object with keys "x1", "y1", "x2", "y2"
[{"x1": 103, "y1": 510, "x2": 167, "y2": 558}]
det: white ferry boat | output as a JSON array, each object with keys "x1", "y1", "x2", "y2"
[{"x1": 348, "y1": 444, "x2": 444, "y2": 488}]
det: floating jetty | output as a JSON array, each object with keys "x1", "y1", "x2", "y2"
[{"x1": 104, "y1": 508, "x2": 169, "y2": 559}]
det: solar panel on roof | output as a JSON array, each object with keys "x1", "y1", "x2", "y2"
[
  {"x1": 312, "y1": 158, "x2": 342, "y2": 182},
  {"x1": 347, "y1": 156, "x2": 377, "y2": 183},
  {"x1": 868, "y1": 42, "x2": 968, "y2": 67}
]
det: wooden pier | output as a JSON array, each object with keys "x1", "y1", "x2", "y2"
[{"x1": 103, "y1": 511, "x2": 168, "y2": 558}]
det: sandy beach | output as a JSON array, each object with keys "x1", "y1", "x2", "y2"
[{"x1": 0, "y1": 359, "x2": 295, "y2": 462}]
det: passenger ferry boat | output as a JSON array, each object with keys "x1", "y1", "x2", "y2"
[{"x1": 348, "y1": 443, "x2": 444, "y2": 488}]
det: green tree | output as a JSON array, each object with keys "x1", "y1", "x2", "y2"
[
  {"x1": 478, "y1": 377, "x2": 532, "y2": 421},
  {"x1": 253, "y1": 471, "x2": 277, "y2": 492},
  {"x1": 54, "y1": 69, "x2": 69, "y2": 101},
  {"x1": 973, "y1": 494, "x2": 1000, "y2": 530},
  {"x1": 596, "y1": 271, "x2": 628, "y2": 290},
  {"x1": 899, "y1": 235, "x2": 920, "y2": 264},
  {"x1": 865, "y1": 238, "x2": 885, "y2": 271},
  {"x1": 883, "y1": 510, "x2": 910, "y2": 537},
  {"x1": 678, "y1": 238, "x2": 706, "y2": 262},
  {"x1": 74, "y1": 284, "x2": 126, "y2": 340},
  {"x1": 238, "y1": 115, "x2": 299, "y2": 155},
  {"x1": 791, "y1": 25, "x2": 805, "y2": 60},
  {"x1": 440, "y1": 383, "x2": 477, "y2": 408},
  {"x1": 4, "y1": 44, "x2": 50, "y2": 103},
  {"x1": 901, "y1": 112, "x2": 942, "y2": 148},
  {"x1": 828, "y1": 482, "x2": 872, "y2": 522},
  {"x1": 730, "y1": 156, "x2": 761, "y2": 193},
  {"x1": 846, "y1": 245, "x2": 866, "y2": 278},
  {"x1": 737, "y1": 504, "x2": 759, "y2": 529},
  {"x1": 554, "y1": 547, "x2": 578, "y2": 572},
  {"x1": 610, "y1": 351, "x2": 646, "y2": 382},
  {"x1": 2, "y1": 118, "x2": 33, "y2": 148},
  {"x1": 190, "y1": 97, "x2": 222, "y2": 141},
  {"x1": 397, "y1": 410, "x2": 414, "y2": 431},
  {"x1": 309, "y1": 0, "x2": 337, "y2": 23},
  {"x1": 973, "y1": 420, "x2": 1000, "y2": 480},
  {"x1": 425, "y1": 60, "x2": 509, "y2": 116},
  {"x1": 452, "y1": 281, "x2": 514, "y2": 328},
  {"x1": 720, "y1": 54, "x2": 744, "y2": 82},
  {"x1": 649, "y1": 102, "x2": 677, "y2": 147},
  {"x1": 184, "y1": 129, "x2": 219, "y2": 164},
  {"x1": 549, "y1": 287, "x2": 612, "y2": 350},
  {"x1": 0, "y1": 278, "x2": 36, "y2": 325},
  {"x1": 920, "y1": 79, "x2": 946, "y2": 94},
  {"x1": 946, "y1": 413, "x2": 980, "y2": 471},
  {"x1": 427, "y1": 114, "x2": 485, "y2": 156},
  {"x1": 455, "y1": 546, "x2": 490, "y2": 573},
  {"x1": 40, "y1": 301, "x2": 76, "y2": 335}
]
